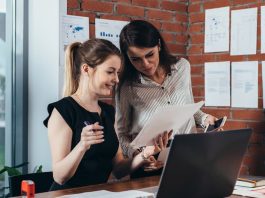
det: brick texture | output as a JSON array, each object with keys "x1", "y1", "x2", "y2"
[
  {"x1": 188, "y1": 0, "x2": 265, "y2": 175},
  {"x1": 68, "y1": 0, "x2": 265, "y2": 176}
]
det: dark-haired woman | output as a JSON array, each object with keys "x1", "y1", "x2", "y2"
[
  {"x1": 43, "y1": 38, "x2": 167, "y2": 190},
  {"x1": 116, "y1": 20, "x2": 217, "y2": 178}
]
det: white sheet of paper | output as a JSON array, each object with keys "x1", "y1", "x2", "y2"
[
  {"x1": 231, "y1": 61, "x2": 258, "y2": 108},
  {"x1": 59, "y1": 15, "x2": 89, "y2": 96},
  {"x1": 261, "y1": 6, "x2": 265, "y2": 53},
  {"x1": 111, "y1": 190, "x2": 154, "y2": 198},
  {"x1": 58, "y1": 190, "x2": 154, "y2": 198},
  {"x1": 95, "y1": 18, "x2": 128, "y2": 49},
  {"x1": 60, "y1": 15, "x2": 89, "y2": 66},
  {"x1": 230, "y1": 8, "x2": 257, "y2": 55},
  {"x1": 204, "y1": 7, "x2": 229, "y2": 53},
  {"x1": 262, "y1": 61, "x2": 265, "y2": 109},
  {"x1": 233, "y1": 189, "x2": 264, "y2": 198},
  {"x1": 131, "y1": 101, "x2": 204, "y2": 148},
  {"x1": 57, "y1": 190, "x2": 114, "y2": 198},
  {"x1": 205, "y1": 61, "x2": 230, "y2": 106},
  {"x1": 157, "y1": 147, "x2": 170, "y2": 163}
]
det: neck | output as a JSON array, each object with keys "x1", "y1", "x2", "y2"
[
  {"x1": 73, "y1": 88, "x2": 101, "y2": 113},
  {"x1": 148, "y1": 67, "x2": 166, "y2": 84}
]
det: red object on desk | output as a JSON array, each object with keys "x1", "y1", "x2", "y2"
[{"x1": 21, "y1": 180, "x2": 35, "y2": 198}]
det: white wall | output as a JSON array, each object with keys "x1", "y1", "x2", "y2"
[{"x1": 28, "y1": 0, "x2": 66, "y2": 172}]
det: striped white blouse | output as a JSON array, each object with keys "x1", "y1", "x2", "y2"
[{"x1": 115, "y1": 58, "x2": 207, "y2": 158}]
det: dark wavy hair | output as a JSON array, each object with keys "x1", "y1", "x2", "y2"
[{"x1": 118, "y1": 20, "x2": 178, "y2": 93}]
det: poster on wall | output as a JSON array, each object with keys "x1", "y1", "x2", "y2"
[
  {"x1": 204, "y1": 7, "x2": 230, "y2": 53},
  {"x1": 231, "y1": 61, "x2": 258, "y2": 108},
  {"x1": 59, "y1": 14, "x2": 89, "y2": 97},
  {"x1": 60, "y1": 15, "x2": 89, "y2": 66},
  {"x1": 261, "y1": 6, "x2": 265, "y2": 54},
  {"x1": 205, "y1": 61, "x2": 230, "y2": 107},
  {"x1": 95, "y1": 18, "x2": 128, "y2": 49},
  {"x1": 230, "y1": 8, "x2": 257, "y2": 55}
]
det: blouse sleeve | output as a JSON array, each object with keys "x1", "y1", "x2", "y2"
[
  {"x1": 43, "y1": 99, "x2": 75, "y2": 131},
  {"x1": 184, "y1": 59, "x2": 207, "y2": 125},
  {"x1": 115, "y1": 85, "x2": 138, "y2": 158}
]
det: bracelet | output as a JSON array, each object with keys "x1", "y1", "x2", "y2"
[{"x1": 137, "y1": 146, "x2": 146, "y2": 153}]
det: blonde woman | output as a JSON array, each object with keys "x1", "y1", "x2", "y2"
[{"x1": 43, "y1": 39, "x2": 168, "y2": 190}]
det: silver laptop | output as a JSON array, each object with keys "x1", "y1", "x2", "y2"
[{"x1": 143, "y1": 128, "x2": 252, "y2": 198}]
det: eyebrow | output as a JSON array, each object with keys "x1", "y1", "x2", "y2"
[
  {"x1": 108, "y1": 67, "x2": 120, "y2": 71},
  {"x1": 129, "y1": 50, "x2": 154, "y2": 59}
]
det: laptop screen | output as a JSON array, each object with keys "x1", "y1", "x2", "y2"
[{"x1": 156, "y1": 128, "x2": 252, "y2": 198}]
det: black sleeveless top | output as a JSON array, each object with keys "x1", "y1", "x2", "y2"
[{"x1": 43, "y1": 97, "x2": 119, "y2": 190}]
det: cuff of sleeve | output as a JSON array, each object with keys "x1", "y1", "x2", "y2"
[
  {"x1": 201, "y1": 114, "x2": 209, "y2": 127},
  {"x1": 128, "y1": 145, "x2": 138, "y2": 159}
]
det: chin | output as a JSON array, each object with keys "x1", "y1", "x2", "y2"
[{"x1": 101, "y1": 90, "x2": 112, "y2": 96}]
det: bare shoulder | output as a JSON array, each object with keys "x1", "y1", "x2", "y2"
[{"x1": 48, "y1": 108, "x2": 72, "y2": 136}]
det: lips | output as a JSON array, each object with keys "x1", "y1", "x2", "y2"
[
  {"x1": 144, "y1": 67, "x2": 153, "y2": 73},
  {"x1": 106, "y1": 84, "x2": 114, "y2": 89}
]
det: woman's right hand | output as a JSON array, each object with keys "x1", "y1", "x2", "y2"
[
  {"x1": 140, "y1": 130, "x2": 173, "y2": 171},
  {"x1": 79, "y1": 122, "x2": 104, "y2": 151}
]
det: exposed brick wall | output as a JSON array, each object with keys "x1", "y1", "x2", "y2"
[
  {"x1": 68, "y1": 0, "x2": 265, "y2": 175},
  {"x1": 67, "y1": 0, "x2": 188, "y2": 103},
  {"x1": 188, "y1": 0, "x2": 265, "y2": 175},
  {"x1": 67, "y1": 0, "x2": 188, "y2": 55}
]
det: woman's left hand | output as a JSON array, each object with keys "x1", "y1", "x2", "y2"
[
  {"x1": 204, "y1": 114, "x2": 217, "y2": 126},
  {"x1": 203, "y1": 114, "x2": 224, "y2": 132}
]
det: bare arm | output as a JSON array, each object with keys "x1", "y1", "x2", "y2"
[{"x1": 48, "y1": 109, "x2": 104, "y2": 184}]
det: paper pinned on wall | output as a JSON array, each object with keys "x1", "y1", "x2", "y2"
[
  {"x1": 262, "y1": 62, "x2": 265, "y2": 108},
  {"x1": 59, "y1": 15, "x2": 89, "y2": 96},
  {"x1": 95, "y1": 18, "x2": 128, "y2": 49},
  {"x1": 204, "y1": 7, "x2": 230, "y2": 53},
  {"x1": 205, "y1": 61, "x2": 230, "y2": 107},
  {"x1": 60, "y1": 15, "x2": 89, "y2": 66},
  {"x1": 261, "y1": 6, "x2": 265, "y2": 54},
  {"x1": 230, "y1": 8, "x2": 257, "y2": 55},
  {"x1": 231, "y1": 61, "x2": 258, "y2": 108}
]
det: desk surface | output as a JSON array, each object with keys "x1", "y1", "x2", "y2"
[{"x1": 13, "y1": 176, "x2": 249, "y2": 198}]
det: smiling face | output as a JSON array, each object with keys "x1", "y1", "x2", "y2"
[
  {"x1": 89, "y1": 55, "x2": 121, "y2": 96},
  {"x1": 127, "y1": 46, "x2": 160, "y2": 78}
]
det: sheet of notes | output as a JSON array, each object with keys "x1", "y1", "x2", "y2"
[
  {"x1": 205, "y1": 61, "x2": 230, "y2": 106},
  {"x1": 230, "y1": 8, "x2": 257, "y2": 55},
  {"x1": 204, "y1": 7, "x2": 230, "y2": 53},
  {"x1": 231, "y1": 61, "x2": 258, "y2": 108}
]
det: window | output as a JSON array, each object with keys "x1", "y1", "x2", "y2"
[
  {"x1": 0, "y1": 0, "x2": 7, "y2": 195},
  {"x1": 0, "y1": 0, "x2": 28, "y2": 196}
]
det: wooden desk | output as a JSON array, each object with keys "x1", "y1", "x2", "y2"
[{"x1": 13, "y1": 176, "x2": 249, "y2": 198}]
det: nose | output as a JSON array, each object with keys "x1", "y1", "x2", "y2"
[
  {"x1": 142, "y1": 58, "x2": 149, "y2": 67},
  {"x1": 114, "y1": 73, "x2": 119, "y2": 83}
]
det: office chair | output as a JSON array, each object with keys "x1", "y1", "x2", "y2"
[{"x1": 9, "y1": 171, "x2": 53, "y2": 196}]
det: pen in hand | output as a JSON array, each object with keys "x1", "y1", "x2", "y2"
[
  {"x1": 84, "y1": 121, "x2": 91, "y2": 126},
  {"x1": 83, "y1": 121, "x2": 104, "y2": 132},
  {"x1": 80, "y1": 121, "x2": 105, "y2": 150}
]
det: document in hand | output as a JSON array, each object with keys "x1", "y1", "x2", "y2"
[{"x1": 130, "y1": 101, "x2": 204, "y2": 148}]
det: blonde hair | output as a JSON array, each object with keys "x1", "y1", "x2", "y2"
[{"x1": 63, "y1": 39, "x2": 121, "y2": 97}]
